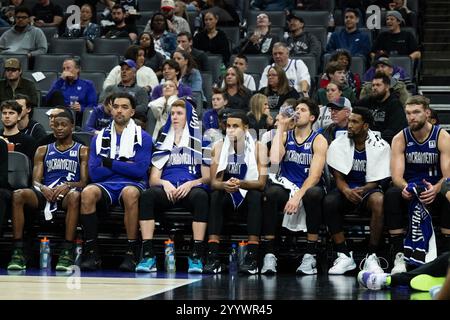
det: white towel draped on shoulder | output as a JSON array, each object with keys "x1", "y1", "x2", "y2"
[
  {"x1": 326, "y1": 130, "x2": 391, "y2": 182},
  {"x1": 217, "y1": 131, "x2": 259, "y2": 208}
]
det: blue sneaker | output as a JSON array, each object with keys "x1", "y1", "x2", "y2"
[
  {"x1": 135, "y1": 256, "x2": 157, "y2": 273},
  {"x1": 188, "y1": 256, "x2": 203, "y2": 273}
]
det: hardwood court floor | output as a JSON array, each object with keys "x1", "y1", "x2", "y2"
[{"x1": 0, "y1": 269, "x2": 429, "y2": 301}]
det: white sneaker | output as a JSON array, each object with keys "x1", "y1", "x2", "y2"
[
  {"x1": 391, "y1": 252, "x2": 407, "y2": 275},
  {"x1": 357, "y1": 270, "x2": 389, "y2": 290},
  {"x1": 261, "y1": 253, "x2": 277, "y2": 274},
  {"x1": 360, "y1": 253, "x2": 384, "y2": 274},
  {"x1": 328, "y1": 252, "x2": 356, "y2": 275},
  {"x1": 296, "y1": 253, "x2": 317, "y2": 275}
]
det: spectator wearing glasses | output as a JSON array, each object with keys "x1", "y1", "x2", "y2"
[
  {"x1": 0, "y1": 58, "x2": 39, "y2": 107},
  {"x1": 0, "y1": 6, "x2": 48, "y2": 58}
]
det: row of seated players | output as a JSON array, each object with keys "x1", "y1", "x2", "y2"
[{"x1": 1, "y1": 91, "x2": 450, "y2": 277}]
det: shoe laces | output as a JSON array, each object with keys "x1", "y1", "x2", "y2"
[
  {"x1": 333, "y1": 252, "x2": 350, "y2": 266},
  {"x1": 359, "y1": 254, "x2": 389, "y2": 271},
  {"x1": 302, "y1": 253, "x2": 315, "y2": 264},
  {"x1": 264, "y1": 253, "x2": 277, "y2": 265}
]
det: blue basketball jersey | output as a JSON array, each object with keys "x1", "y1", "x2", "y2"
[
  {"x1": 346, "y1": 148, "x2": 367, "y2": 188},
  {"x1": 161, "y1": 145, "x2": 202, "y2": 186},
  {"x1": 404, "y1": 125, "x2": 442, "y2": 185},
  {"x1": 279, "y1": 130, "x2": 319, "y2": 188},
  {"x1": 223, "y1": 152, "x2": 248, "y2": 181},
  {"x1": 43, "y1": 142, "x2": 82, "y2": 186}
]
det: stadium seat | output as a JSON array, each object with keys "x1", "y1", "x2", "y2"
[
  {"x1": 49, "y1": 38, "x2": 87, "y2": 56},
  {"x1": 0, "y1": 26, "x2": 9, "y2": 36},
  {"x1": 139, "y1": 1, "x2": 161, "y2": 11},
  {"x1": 80, "y1": 71, "x2": 106, "y2": 96},
  {"x1": 93, "y1": 38, "x2": 132, "y2": 55},
  {"x1": 201, "y1": 72, "x2": 213, "y2": 105},
  {"x1": 80, "y1": 54, "x2": 120, "y2": 73},
  {"x1": 73, "y1": 132, "x2": 94, "y2": 147},
  {"x1": 34, "y1": 54, "x2": 76, "y2": 72},
  {"x1": 304, "y1": 26, "x2": 328, "y2": 51},
  {"x1": 295, "y1": 55, "x2": 318, "y2": 78},
  {"x1": 81, "y1": 107, "x2": 94, "y2": 132},
  {"x1": 292, "y1": 10, "x2": 330, "y2": 27},
  {"x1": 137, "y1": 11, "x2": 154, "y2": 26},
  {"x1": 389, "y1": 56, "x2": 414, "y2": 80},
  {"x1": 40, "y1": 27, "x2": 58, "y2": 45},
  {"x1": 8, "y1": 152, "x2": 31, "y2": 189},
  {"x1": 146, "y1": 109, "x2": 157, "y2": 136},
  {"x1": 248, "y1": 10, "x2": 286, "y2": 29},
  {"x1": 22, "y1": 71, "x2": 58, "y2": 97},
  {"x1": 191, "y1": 91, "x2": 204, "y2": 117},
  {"x1": 230, "y1": 54, "x2": 270, "y2": 75},
  {"x1": 206, "y1": 54, "x2": 223, "y2": 83},
  {"x1": 270, "y1": 26, "x2": 285, "y2": 41},
  {"x1": 221, "y1": 26, "x2": 241, "y2": 52},
  {"x1": 249, "y1": 73, "x2": 261, "y2": 90}
]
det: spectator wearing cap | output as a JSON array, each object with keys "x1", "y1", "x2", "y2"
[
  {"x1": 103, "y1": 45, "x2": 159, "y2": 93},
  {"x1": 360, "y1": 57, "x2": 410, "y2": 105},
  {"x1": 326, "y1": 8, "x2": 371, "y2": 58},
  {"x1": 99, "y1": 59, "x2": 149, "y2": 116},
  {"x1": 30, "y1": 0, "x2": 63, "y2": 28},
  {"x1": 319, "y1": 97, "x2": 352, "y2": 145},
  {"x1": 0, "y1": 58, "x2": 39, "y2": 107},
  {"x1": 155, "y1": 0, "x2": 191, "y2": 34},
  {"x1": 0, "y1": 6, "x2": 47, "y2": 58},
  {"x1": 285, "y1": 13, "x2": 321, "y2": 64},
  {"x1": 363, "y1": 53, "x2": 409, "y2": 82},
  {"x1": 239, "y1": 12, "x2": 279, "y2": 56},
  {"x1": 315, "y1": 61, "x2": 356, "y2": 106},
  {"x1": 46, "y1": 58, "x2": 97, "y2": 124},
  {"x1": 371, "y1": 10, "x2": 420, "y2": 61}
]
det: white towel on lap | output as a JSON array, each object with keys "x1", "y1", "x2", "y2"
[
  {"x1": 326, "y1": 130, "x2": 391, "y2": 182},
  {"x1": 269, "y1": 173, "x2": 307, "y2": 232}
]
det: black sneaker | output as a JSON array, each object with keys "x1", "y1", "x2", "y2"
[
  {"x1": 203, "y1": 251, "x2": 222, "y2": 274},
  {"x1": 80, "y1": 250, "x2": 101, "y2": 271},
  {"x1": 239, "y1": 251, "x2": 259, "y2": 275},
  {"x1": 119, "y1": 250, "x2": 138, "y2": 272}
]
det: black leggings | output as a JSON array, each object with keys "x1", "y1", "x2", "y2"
[
  {"x1": 139, "y1": 186, "x2": 209, "y2": 223},
  {"x1": 391, "y1": 251, "x2": 450, "y2": 287},
  {"x1": 208, "y1": 189, "x2": 262, "y2": 236},
  {"x1": 262, "y1": 185, "x2": 325, "y2": 236},
  {"x1": 384, "y1": 186, "x2": 450, "y2": 230}
]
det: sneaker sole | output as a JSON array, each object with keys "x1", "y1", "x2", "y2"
[
  {"x1": 239, "y1": 268, "x2": 259, "y2": 275},
  {"x1": 7, "y1": 264, "x2": 26, "y2": 271},
  {"x1": 135, "y1": 267, "x2": 157, "y2": 273},
  {"x1": 329, "y1": 263, "x2": 357, "y2": 275},
  {"x1": 261, "y1": 268, "x2": 277, "y2": 275},
  {"x1": 56, "y1": 265, "x2": 74, "y2": 272},
  {"x1": 203, "y1": 266, "x2": 221, "y2": 274},
  {"x1": 188, "y1": 268, "x2": 203, "y2": 274},
  {"x1": 410, "y1": 274, "x2": 445, "y2": 292},
  {"x1": 296, "y1": 268, "x2": 317, "y2": 275}
]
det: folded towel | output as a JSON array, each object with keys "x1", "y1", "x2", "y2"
[
  {"x1": 217, "y1": 131, "x2": 258, "y2": 208},
  {"x1": 269, "y1": 173, "x2": 307, "y2": 232},
  {"x1": 327, "y1": 129, "x2": 391, "y2": 182}
]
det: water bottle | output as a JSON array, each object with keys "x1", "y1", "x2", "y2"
[
  {"x1": 229, "y1": 243, "x2": 238, "y2": 274},
  {"x1": 238, "y1": 241, "x2": 247, "y2": 267},
  {"x1": 74, "y1": 239, "x2": 83, "y2": 266},
  {"x1": 164, "y1": 239, "x2": 176, "y2": 273},
  {"x1": 220, "y1": 63, "x2": 227, "y2": 77},
  {"x1": 40, "y1": 237, "x2": 51, "y2": 269}
]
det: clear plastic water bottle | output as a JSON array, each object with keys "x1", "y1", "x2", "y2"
[
  {"x1": 40, "y1": 237, "x2": 51, "y2": 269},
  {"x1": 74, "y1": 239, "x2": 83, "y2": 266},
  {"x1": 238, "y1": 241, "x2": 247, "y2": 267},
  {"x1": 229, "y1": 243, "x2": 238, "y2": 274},
  {"x1": 164, "y1": 239, "x2": 176, "y2": 273},
  {"x1": 328, "y1": 12, "x2": 335, "y2": 27}
]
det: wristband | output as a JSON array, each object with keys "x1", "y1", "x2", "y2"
[{"x1": 102, "y1": 157, "x2": 113, "y2": 169}]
